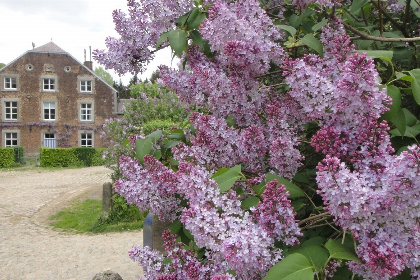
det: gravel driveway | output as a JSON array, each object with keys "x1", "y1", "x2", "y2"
[{"x1": 0, "y1": 166, "x2": 144, "y2": 280}]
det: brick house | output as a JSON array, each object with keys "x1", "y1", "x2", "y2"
[{"x1": 0, "y1": 42, "x2": 118, "y2": 154}]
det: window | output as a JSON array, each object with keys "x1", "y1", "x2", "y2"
[
  {"x1": 4, "y1": 101, "x2": 18, "y2": 121},
  {"x1": 4, "y1": 77, "x2": 17, "y2": 90},
  {"x1": 43, "y1": 133, "x2": 56, "y2": 148},
  {"x1": 80, "y1": 80, "x2": 92, "y2": 92},
  {"x1": 43, "y1": 78, "x2": 55, "y2": 91},
  {"x1": 43, "y1": 102, "x2": 56, "y2": 121},
  {"x1": 1, "y1": 74, "x2": 18, "y2": 91},
  {"x1": 80, "y1": 103, "x2": 93, "y2": 121},
  {"x1": 80, "y1": 132, "x2": 93, "y2": 147},
  {"x1": 4, "y1": 132, "x2": 18, "y2": 147}
]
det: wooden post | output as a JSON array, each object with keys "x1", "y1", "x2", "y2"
[{"x1": 102, "y1": 182, "x2": 113, "y2": 219}]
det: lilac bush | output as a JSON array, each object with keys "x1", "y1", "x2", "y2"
[{"x1": 96, "y1": 0, "x2": 420, "y2": 279}]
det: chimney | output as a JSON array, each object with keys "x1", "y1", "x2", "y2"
[
  {"x1": 83, "y1": 46, "x2": 93, "y2": 70},
  {"x1": 84, "y1": 61, "x2": 93, "y2": 70}
]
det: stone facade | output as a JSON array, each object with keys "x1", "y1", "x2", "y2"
[{"x1": 0, "y1": 42, "x2": 118, "y2": 154}]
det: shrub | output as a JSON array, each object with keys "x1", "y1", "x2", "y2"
[
  {"x1": 0, "y1": 148, "x2": 15, "y2": 168},
  {"x1": 142, "y1": 119, "x2": 177, "y2": 135},
  {"x1": 40, "y1": 147, "x2": 107, "y2": 167}
]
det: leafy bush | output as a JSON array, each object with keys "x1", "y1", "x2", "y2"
[
  {"x1": 104, "y1": 193, "x2": 147, "y2": 224},
  {"x1": 142, "y1": 119, "x2": 177, "y2": 135},
  {"x1": 0, "y1": 148, "x2": 15, "y2": 168},
  {"x1": 40, "y1": 147, "x2": 106, "y2": 167}
]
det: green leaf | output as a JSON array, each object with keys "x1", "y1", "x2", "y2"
[
  {"x1": 289, "y1": 14, "x2": 302, "y2": 28},
  {"x1": 293, "y1": 173, "x2": 310, "y2": 184},
  {"x1": 241, "y1": 197, "x2": 260, "y2": 209},
  {"x1": 135, "y1": 138, "x2": 152, "y2": 164},
  {"x1": 156, "y1": 31, "x2": 170, "y2": 48},
  {"x1": 183, "y1": 227, "x2": 194, "y2": 240},
  {"x1": 151, "y1": 149, "x2": 162, "y2": 160},
  {"x1": 409, "y1": 69, "x2": 420, "y2": 105},
  {"x1": 403, "y1": 108, "x2": 418, "y2": 126},
  {"x1": 395, "y1": 73, "x2": 413, "y2": 82},
  {"x1": 390, "y1": 122, "x2": 420, "y2": 138},
  {"x1": 164, "y1": 140, "x2": 181, "y2": 149},
  {"x1": 293, "y1": 245, "x2": 329, "y2": 270},
  {"x1": 211, "y1": 167, "x2": 229, "y2": 178},
  {"x1": 383, "y1": 86, "x2": 406, "y2": 135},
  {"x1": 301, "y1": 34, "x2": 323, "y2": 56},
  {"x1": 177, "y1": 11, "x2": 190, "y2": 27},
  {"x1": 147, "y1": 130, "x2": 162, "y2": 143},
  {"x1": 190, "y1": 30, "x2": 205, "y2": 48},
  {"x1": 252, "y1": 181, "x2": 266, "y2": 195},
  {"x1": 168, "y1": 129, "x2": 186, "y2": 142},
  {"x1": 301, "y1": 237, "x2": 324, "y2": 247},
  {"x1": 324, "y1": 239, "x2": 360, "y2": 262},
  {"x1": 311, "y1": 18, "x2": 327, "y2": 32},
  {"x1": 357, "y1": 50, "x2": 393, "y2": 60},
  {"x1": 291, "y1": 201, "x2": 305, "y2": 211},
  {"x1": 266, "y1": 173, "x2": 305, "y2": 198},
  {"x1": 168, "y1": 29, "x2": 187, "y2": 57},
  {"x1": 278, "y1": 25, "x2": 297, "y2": 36},
  {"x1": 169, "y1": 219, "x2": 182, "y2": 234},
  {"x1": 350, "y1": 0, "x2": 368, "y2": 12},
  {"x1": 213, "y1": 165, "x2": 242, "y2": 192},
  {"x1": 264, "y1": 253, "x2": 314, "y2": 280},
  {"x1": 187, "y1": 8, "x2": 207, "y2": 30}
]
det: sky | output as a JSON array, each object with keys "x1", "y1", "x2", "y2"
[{"x1": 0, "y1": 0, "x2": 176, "y2": 85}]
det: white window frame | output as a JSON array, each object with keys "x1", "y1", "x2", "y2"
[
  {"x1": 78, "y1": 77, "x2": 94, "y2": 94},
  {"x1": 41, "y1": 75, "x2": 57, "y2": 93},
  {"x1": 3, "y1": 130, "x2": 19, "y2": 147},
  {"x1": 42, "y1": 132, "x2": 57, "y2": 148},
  {"x1": 1, "y1": 74, "x2": 19, "y2": 91},
  {"x1": 79, "y1": 101, "x2": 94, "y2": 122},
  {"x1": 79, "y1": 131, "x2": 94, "y2": 147},
  {"x1": 80, "y1": 80, "x2": 92, "y2": 92},
  {"x1": 2, "y1": 98, "x2": 19, "y2": 122},
  {"x1": 42, "y1": 101, "x2": 57, "y2": 121}
]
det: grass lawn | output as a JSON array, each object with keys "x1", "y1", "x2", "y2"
[{"x1": 49, "y1": 199, "x2": 144, "y2": 234}]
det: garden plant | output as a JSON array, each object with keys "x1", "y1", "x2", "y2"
[{"x1": 95, "y1": 0, "x2": 420, "y2": 279}]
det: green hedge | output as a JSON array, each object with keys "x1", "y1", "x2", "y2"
[
  {"x1": 40, "y1": 147, "x2": 106, "y2": 167},
  {"x1": 0, "y1": 148, "x2": 15, "y2": 168}
]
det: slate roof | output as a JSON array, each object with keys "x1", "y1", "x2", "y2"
[{"x1": 30, "y1": 42, "x2": 67, "y2": 53}]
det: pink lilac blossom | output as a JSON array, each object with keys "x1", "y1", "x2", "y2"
[
  {"x1": 115, "y1": 155, "x2": 181, "y2": 221},
  {"x1": 253, "y1": 179, "x2": 302, "y2": 245},
  {"x1": 93, "y1": 0, "x2": 193, "y2": 75},
  {"x1": 317, "y1": 145, "x2": 420, "y2": 279}
]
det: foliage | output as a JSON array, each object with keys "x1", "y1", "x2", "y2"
[
  {"x1": 95, "y1": 0, "x2": 420, "y2": 279},
  {"x1": 93, "y1": 66, "x2": 114, "y2": 86},
  {"x1": 101, "y1": 82, "x2": 189, "y2": 169},
  {"x1": 40, "y1": 148, "x2": 105, "y2": 167},
  {"x1": 0, "y1": 147, "x2": 15, "y2": 168},
  {"x1": 101, "y1": 193, "x2": 148, "y2": 224},
  {"x1": 0, "y1": 62, "x2": 5, "y2": 69}
]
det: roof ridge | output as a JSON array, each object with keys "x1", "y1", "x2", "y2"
[{"x1": 30, "y1": 42, "x2": 67, "y2": 53}]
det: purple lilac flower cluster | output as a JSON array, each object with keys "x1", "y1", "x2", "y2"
[{"x1": 317, "y1": 146, "x2": 420, "y2": 279}]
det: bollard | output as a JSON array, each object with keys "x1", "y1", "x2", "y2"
[
  {"x1": 143, "y1": 213, "x2": 153, "y2": 248},
  {"x1": 102, "y1": 182, "x2": 113, "y2": 219},
  {"x1": 143, "y1": 213, "x2": 172, "y2": 253}
]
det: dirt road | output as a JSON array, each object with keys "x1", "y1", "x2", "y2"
[{"x1": 0, "y1": 166, "x2": 144, "y2": 280}]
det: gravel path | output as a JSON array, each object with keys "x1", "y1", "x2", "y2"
[{"x1": 0, "y1": 166, "x2": 144, "y2": 280}]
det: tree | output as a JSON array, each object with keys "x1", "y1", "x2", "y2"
[
  {"x1": 93, "y1": 66, "x2": 114, "y2": 86},
  {"x1": 95, "y1": 0, "x2": 420, "y2": 279},
  {"x1": 0, "y1": 63, "x2": 5, "y2": 69}
]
